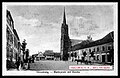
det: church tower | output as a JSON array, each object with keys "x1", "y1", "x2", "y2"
[{"x1": 60, "y1": 7, "x2": 70, "y2": 61}]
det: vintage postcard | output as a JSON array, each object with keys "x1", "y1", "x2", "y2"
[{"x1": 2, "y1": 2, "x2": 118, "y2": 76}]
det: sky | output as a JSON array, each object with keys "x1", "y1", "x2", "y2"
[{"x1": 7, "y1": 3, "x2": 114, "y2": 55}]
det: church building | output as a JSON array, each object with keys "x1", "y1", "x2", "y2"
[{"x1": 60, "y1": 8, "x2": 71, "y2": 61}]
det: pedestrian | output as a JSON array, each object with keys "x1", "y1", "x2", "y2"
[
  {"x1": 21, "y1": 61, "x2": 23, "y2": 69},
  {"x1": 16, "y1": 57, "x2": 20, "y2": 70},
  {"x1": 27, "y1": 57, "x2": 31, "y2": 69},
  {"x1": 32, "y1": 56, "x2": 34, "y2": 63}
]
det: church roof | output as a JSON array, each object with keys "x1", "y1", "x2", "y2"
[{"x1": 63, "y1": 7, "x2": 66, "y2": 24}]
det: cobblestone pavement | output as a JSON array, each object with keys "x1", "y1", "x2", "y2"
[{"x1": 29, "y1": 60, "x2": 113, "y2": 70}]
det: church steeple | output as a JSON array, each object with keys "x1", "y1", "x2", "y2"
[
  {"x1": 63, "y1": 7, "x2": 66, "y2": 24},
  {"x1": 61, "y1": 7, "x2": 70, "y2": 61}
]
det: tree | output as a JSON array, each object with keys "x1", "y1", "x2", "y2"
[
  {"x1": 25, "y1": 49, "x2": 29, "y2": 62},
  {"x1": 21, "y1": 39, "x2": 27, "y2": 53},
  {"x1": 21, "y1": 39, "x2": 27, "y2": 63}
]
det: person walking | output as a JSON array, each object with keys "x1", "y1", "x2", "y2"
[{"x1": 16, "y1": 57, "x2": 20, "y2": 70}]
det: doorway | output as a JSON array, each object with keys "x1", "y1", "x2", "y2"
[{"x1": 102, "y1": 55, "x2": 105, "y2": 62}]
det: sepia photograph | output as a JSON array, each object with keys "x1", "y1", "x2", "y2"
[{"x1": 2, "y1": 2, "x2": 118, "y2": 76}]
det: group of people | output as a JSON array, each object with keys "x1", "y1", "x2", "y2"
[
  {"x1": 72, "y1": 55, "x2": 95, "y2": 65},
  {"x1": 15, "y1": 56, "x2": 34, "y2": 70}
]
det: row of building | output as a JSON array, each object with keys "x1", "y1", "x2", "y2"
[
  {"x1": 68, "y1": 31, "x2": 114, "y2": 64},
  {"x1": 32, "y1": 50, "x2": 61, "y2": 61},
  {"x1": 6, "y1": 10, "x2": 29, "y2": 69}
]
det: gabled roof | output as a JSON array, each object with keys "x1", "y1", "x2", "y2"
[
  {"x1": 71, "y1": 31, "x2": 114, "y2": 51},
  {"x1": 37, "y1": 52, "x2": 45, "y2": 57}
]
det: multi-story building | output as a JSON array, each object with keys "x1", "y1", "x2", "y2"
[
  {"x1": 6, "y1": 10, "x2": 14, "y2": 62},
  {"x1": 6, "y1": 10, "x2": 21, "y2": 69},
  {"x1": 13, "y1": 29, "x2": 21, "y2": 62},
  {"x1": 70, "y1": 31, "x2": 114, "y2": 64}
]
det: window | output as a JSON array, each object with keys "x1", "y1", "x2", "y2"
[
  {"x1": 6, "y1": 47, "x2": 9, "y2": 58},
  {"x1": 7, "y1": 17, "x2": 10, "y2": 26},
  {"x1": 93, "y1": 48, "x2": 95, "y2": 52},
  {"x1": 108, "y1": 46, "x2": 111, "y2": 50},
  {"x1": 97, "y1": 55, "x2": 99, "y2": 60},
  {"x1": 7, "y1": 28, "x2": 10, "y2": 42},
  {"x1": 89, "y1": 49, "x2": 91, "y2": 52},
  {"x1": 97, "y1": 47, "x2": 99, "y2": 51},
  {"x1": 14, "y1": 37, "x2": 18, "y2": 49},
  {"x1": 102, "y1": 46, "x2": 105, "y2": 51}
]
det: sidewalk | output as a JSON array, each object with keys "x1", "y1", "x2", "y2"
[
  {"x1": 7, "y1": 68, "x2": 30, "y2": 71},
  {"x1": 8, "y1": 69, "x2": 18, "y2": 71}
]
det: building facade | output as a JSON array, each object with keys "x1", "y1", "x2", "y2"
[
  {"x1": 36, "y1": 52, "x2": 45, "y2": 61},
  {"x1": 60, "y1": 8, "x2": 71, "y2": 61},
  {"x1": 70, "y1": 31, "x2": 114, "y2": 64},
  {"x1": 6, "y1": 10, "x2": 14, "y2": 62},
  {"x1": 13, "y1": 29, "x2": 21, "y2": 62},
  {"x1": 44, "y1": 50, "x2": 55, "y2": 60},
  {"x1": 54, "y1": 53, "x2": 61, "y2": 61},
  {"x1": 6, "y1": 10, "x2": 21, "y2": 69}
]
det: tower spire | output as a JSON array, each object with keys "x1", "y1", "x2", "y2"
[{"x1": 63, "y1": 7, "x2": 66, "y2": 24}]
